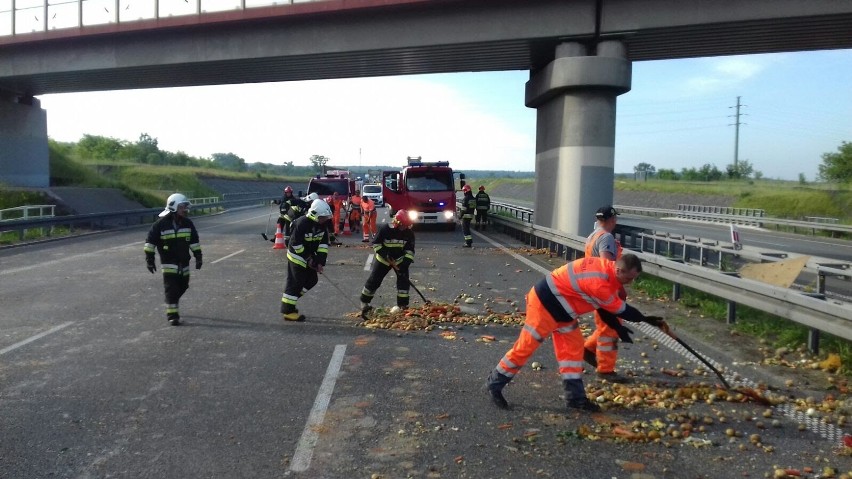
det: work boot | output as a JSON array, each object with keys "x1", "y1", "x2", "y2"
[
  {"x1": 596, "y1": 371, "x2": 632, "y2": 384},
  {"x1": 360, "y1": 302, "x2": 373, "y2": 319},
  {"x1": 167, "y1": 314, "x2": 181, "y2": 326},
  {"x1": 282, "y1": 312, "x2": 306, "y2": 322},
  {"x1": 567, "y1": 398, "x2": 601, "y2": 412},
  {"x1": 486, "y1": 370, "x2": 511, "y2": 410},
  {"x1": 583, "y1": 348, "x2": 598, "y2": 368},
  {"x1": 563, "y1": 378, "x2": 600, "y2": 412}
]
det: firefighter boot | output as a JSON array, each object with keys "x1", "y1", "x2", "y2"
[
  {"x1": 282, "y1": 312, "x2": 306, "y2": 322},
  {"x1": 564, "y1": 379, "x2": 600, "y2": 412},
  {"x1": 360, "y1": 302, "x2": 373, "y2": 320},
  {"x1": 486, "y1": 370, "x2": 511, "y2": 409},
  {"x1": 167, "y1": 313, "x2": 181, "y2": 326}
]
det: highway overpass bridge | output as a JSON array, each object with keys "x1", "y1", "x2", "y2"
[{"x1": 2, "y1": 0, "x2": 851, "y2": 235}]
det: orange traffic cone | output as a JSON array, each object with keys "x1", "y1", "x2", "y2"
[
  {"x1": 272, "y1": 224, "x2": 286, "y2": 249},
  {"x1": 342, "y1": 216, "x2": 351, "y2": 235}
]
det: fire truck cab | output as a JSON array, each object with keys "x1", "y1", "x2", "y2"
[
  {"x1": 382, "y1": 157, "x2": 464, "y2": 231},
  {"x1": 307, "y1": 170, "x2": 356, "y2": 200}
]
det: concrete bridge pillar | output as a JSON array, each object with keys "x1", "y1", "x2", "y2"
[
  {"x1": 526, "y1": 41, "x2": 631, "y2": 237},
  {"x1": 0, "y1": 94, "x2": 49, "y2": 187}
]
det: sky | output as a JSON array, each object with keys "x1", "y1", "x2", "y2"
[{"x1": 38, "y1": 48, "x2": 852, "y2": 182}]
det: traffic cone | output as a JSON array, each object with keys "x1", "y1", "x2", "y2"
[
  {"x1": 342, "y1": 216, "x2": 352, "y2": 235},
  {"x1": 273, "y1": 224, "x2": 286, "y2": 249}
]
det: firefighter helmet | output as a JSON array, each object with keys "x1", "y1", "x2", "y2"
[
  {"x1": 304, "y1": 192, "x2": 319, "y2": 203},
  {"x1": 462, "y1": 184, "x2": 471, "y2": 193},
  {"x1": 393, "y1": 210, "x2": 413, "y2": 228},
  {"x1": 478, "y1": 185, "x2": 485, "y2": 191},
  {"x1": 308, "y1": 199, "x2": 332, "y2": 219},
  {"x1": 284, "y1": 186, "x2": 293, "y2": 194},
  {"x1": 159, "y1": 193, "x2": 190, "y2": 217}
]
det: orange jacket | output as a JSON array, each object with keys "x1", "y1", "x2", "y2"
[
  {"x1": 533, "y1": 257, "x2": 626, "y2": 323},
  {"x1": 584, "y1": 228, "x2": 622, "y2": 259},
  {"x1": 362, "y1": 198, "x2": 375, "y2": 213}
]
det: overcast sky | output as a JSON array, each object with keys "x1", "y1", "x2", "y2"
[{"x1": 39, "y1": 48, "x2": 851, "y2": 181}]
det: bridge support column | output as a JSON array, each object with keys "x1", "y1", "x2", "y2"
[
  {"x1": 526, "y1": 41, "x2": 631, "y2": 236},
  {"x1": 0, "y1": 93, "x2": 49, "y2": 187}
]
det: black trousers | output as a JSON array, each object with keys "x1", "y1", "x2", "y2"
[
  {"x1": 163, "y1": 266, "x2": 190, "y2": 318},
  {"x1": 462, "y1": 218, "x2": 473, "y2": 245},
  {"x1": 281, "y1": 261, "x2": 318, "y2": 314},
  {"x1": 360, "y1": 261, "x2": 410, "y2": 308},
  {"x1": 475, "y1": 210, "x2": 488, "y2": 227}
]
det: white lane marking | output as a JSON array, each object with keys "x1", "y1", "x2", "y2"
[
  {"x1": 363, "y1": 253, "x2": 374, "y2": 271},
  {"x1": 290, "y1": 344, "x2": 347, "y2": 472},
  {"x1": 211, "y1": 249, "x2": 245, "y2": 264},
  {"x1": 0, "y1": 322, "x2": 74, "y2": 356},
  {"x1": 472, "y1": 230, "x2": 550, "y2": 275},
  {"x1": 0, "y1": 242, "x2": 139, "y2": 276}
]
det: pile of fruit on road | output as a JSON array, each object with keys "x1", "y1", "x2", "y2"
[{"x1": 347, "y1": 302, "x2": 525, "y2": 331}]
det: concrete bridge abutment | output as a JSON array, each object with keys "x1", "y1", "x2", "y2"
[
  {"x1": 0, "y1": 93, "x2": 49, "y2": 188},
  {"x1": 526, "y1": 41, "x2": 631, "y2": 237}
]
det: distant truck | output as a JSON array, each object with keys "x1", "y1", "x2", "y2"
[{"x1": 382, "y1": 157, "x2": 465, "y2": 230}]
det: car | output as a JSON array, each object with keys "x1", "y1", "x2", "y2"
[{"x1": 361, "y1": 183, "x2": 383, "y2": 207}]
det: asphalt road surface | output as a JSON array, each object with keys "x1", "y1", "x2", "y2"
[{"x1": 1, "y1": 205, "x2": 850, "y2": 478}]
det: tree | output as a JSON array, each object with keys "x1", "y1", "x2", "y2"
[
  {"x1": 211, "y1": 152, "x2": 247, "y2": 172},
  {"x1": 309, "y1": 154, "x2": 330, "y2": 174},
  {"x1": 818, "y1": 141, "x2": 852, "y2": 182},
  {"x1": 725, "y1": 159, "x2": 754, "y2": 179},
  {"x1": 657, "y1": 168, "x2": 679, "y2": 180},
  {"x1": 633, "y1": 162, "x2": 656, "y2": 175},
  {"x1": 76, "y1": 134, "x2": 125, "y2": 161}
]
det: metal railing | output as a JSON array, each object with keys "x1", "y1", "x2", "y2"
[
  {"x1": 0, "y1": 204, "x2": 57, "y2": 239},
  {"x1": 466, "y1": 200, "x2": 852, "y2": 354},
  {"x1": 0, "y1": 195, "x2": 273, "y2": 241},
  {"x1": 0, "y1": 0, "x2": 330, "y2": 38}
]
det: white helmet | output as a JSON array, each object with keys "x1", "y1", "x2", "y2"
[
  {"x1": 303, "y1": 192, "x2": 319, "y2": 203},
  {"x1": 307, "y1": 199, "x2": 332, "y2": 219},
  {"x1": 159, "y1": 193, "x2": 190, "y2": 217}
]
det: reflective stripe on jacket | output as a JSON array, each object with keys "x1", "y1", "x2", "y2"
[{"x1": 533, "y1": 257, "x2": 626, "y2": 322}]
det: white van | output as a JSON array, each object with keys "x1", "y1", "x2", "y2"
[{"x1": 361, "y1": 183, "x2": 383, "y2": 207}]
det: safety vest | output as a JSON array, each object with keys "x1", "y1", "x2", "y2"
[
  {"x1": 533, "y1": 257, "x2": 626, "y2": 323},
  {"x1": 584, "y1": 228, "x2": 622, "y2": 259},
  {"x1": 350, "y1": 194, "x2": 362, "y2": 210}
]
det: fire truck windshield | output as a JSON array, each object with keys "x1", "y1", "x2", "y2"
[
  {"x1": 308, "y1": 181, "x2": 350, "y2": 196},
  {"x1": 405, "y1": 171, "x2": 454, "y2": 192}
]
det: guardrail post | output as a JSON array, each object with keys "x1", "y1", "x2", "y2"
[
  {"x1": 801, "y1": 292, "x2": 826, "y2": 354},
  {"x1": 672, "y1": 282, "x2": 681, "y2": 301},
  {"x1": 726, "y1": 301, "x2": 737, "y2": 324}
]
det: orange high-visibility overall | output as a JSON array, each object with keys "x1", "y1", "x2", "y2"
[
  {"x1": 362, "y1": 198, "x2": 377, "y2": 240},
  {"x1": 494, "y1": 258, "x2": 627, "y2": 386},
  {"x1": 331, "y1": 196, "x2": 344, "y2": 235},
  {"x1": 583, "y1": 229, "x2": 625, "y2": 373},
  {"x1": 349, "y1": 194, "x2": 362, "y2": 232}
]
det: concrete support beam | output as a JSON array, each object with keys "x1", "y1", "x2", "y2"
[
  {"x1": 0, "y1": 94, "x2": 49, "y2": 187},
  {"x1": 526, "y1": 41, "x2": 631, "y2": 236}
]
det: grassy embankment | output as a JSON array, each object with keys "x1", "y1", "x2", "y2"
[
  {"x1": 467, "y1": 176, "x2": 852, "y2": 373},
  {"x1": 0, "y1": 147, "x2": 307, "y2": 244}
]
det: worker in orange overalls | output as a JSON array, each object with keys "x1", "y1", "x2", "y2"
[
  {"x1": 361, "y1": 196, "x2": 377, "y2": 243},
  {"x1": 582, "y1": 205, "x2": 630, "y2": 382},
  {"x1": 349, "y1": 190, "x2": 362, "y2": 234},
  {"x1": 330, "y1": 192, "x2": 344, "y2": 236},
  {"x1": 485, "y1": 254, "x2": 670, "y2": 412}
]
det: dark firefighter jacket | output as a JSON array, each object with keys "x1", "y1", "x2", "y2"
[
  {"x1": 372, "y1": 223, "x2": 415, "y2": 267},
  {"x1": 144, "y1": 213, "x2": 202, "y2": 271},
  {"x1": 462, "y1": 192, "x2": 476, "y2": 219},
  {"x1": 475, "y1": 191, "x2": 491, "y2": 211},
  {"x1": 287, "y1": 215, "x2": 329, "y2": 269}
]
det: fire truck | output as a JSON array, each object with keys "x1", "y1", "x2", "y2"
[
  {"x1": 382, "y1": 157, "x2": 465, "y2": 230},
  {"x1": 307, "y1": 170, "x2": 357, "y2": 200}
]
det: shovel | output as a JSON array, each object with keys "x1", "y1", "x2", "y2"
[{"x1": 388, "y1": 258, "x2": 431, "y2": 305}]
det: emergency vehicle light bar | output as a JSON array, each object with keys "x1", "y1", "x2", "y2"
[{"x1": 406, "y1": 156, "x2": 449, "y2": 168}]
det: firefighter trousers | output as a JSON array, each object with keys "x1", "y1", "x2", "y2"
[
  {"x1": 462, "y1": 218, "x2": 473, "y2": 246},
  {"x1": 162, "y1": 265, "x2": 190, "y2": 319},
  {"x1": 475, "y1": 210, "x2": 488, "y2": 228},
  {"x1": 281, "y1": 260, "x2": 318, "y2": 314},
  {"x1": 360, "y1": 261, "x2": 410, "y2": 308},
  {"x1": 489, "y1": 289, "x2": 586, "y2": 401}
]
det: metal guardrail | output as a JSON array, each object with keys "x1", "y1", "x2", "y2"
[
  {"x1": 615, "y1": 204, "x2": 852, "y2": 236},
  {"x1": 468, "y1": 200, "x2": 852, "y2": 354},
  {"x1": 0, "y1": 204, "x2": 55, "y2": 221},
  {"x1": 0, "y1": 196, "x2": 274, "y2": 241}
]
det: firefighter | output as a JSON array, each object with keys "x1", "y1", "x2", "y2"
[
  {"x1": 360, "y1": 210, "x2": 415, "y2": 315},
  {"x1": 461, "y1": 184, "x2": 476, "y2": 247},
  {"x1": 361, "y1": 196, "x2": 377, "y2": 243},
  {"x1": 272, "y1": 186, "x2": 301, "y2": 243},
  {"x1": 485, "y1": 254, "x2": 670, "y2": 412},
  {"x1": 280, "y1": 199, "x2": 332, "y2": 322},
  {"x1": 349, "y1": 190, "x2": 362, "y2": 234},
  {"x1": 282, "y1": 193, "x2": 316, "y2": 245},
  {"x1": 331, "y1": 191, "x2": 344, "y2": 236},
  {"x1": 474, "y1": 185, "x2": 491, "y2": 230},
  {"x1": 582, "y1": 205, "x2": 630, "y2": 382},
  {"x1": 144, "y1": 193, "x2": 202, "y2": 326}
]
